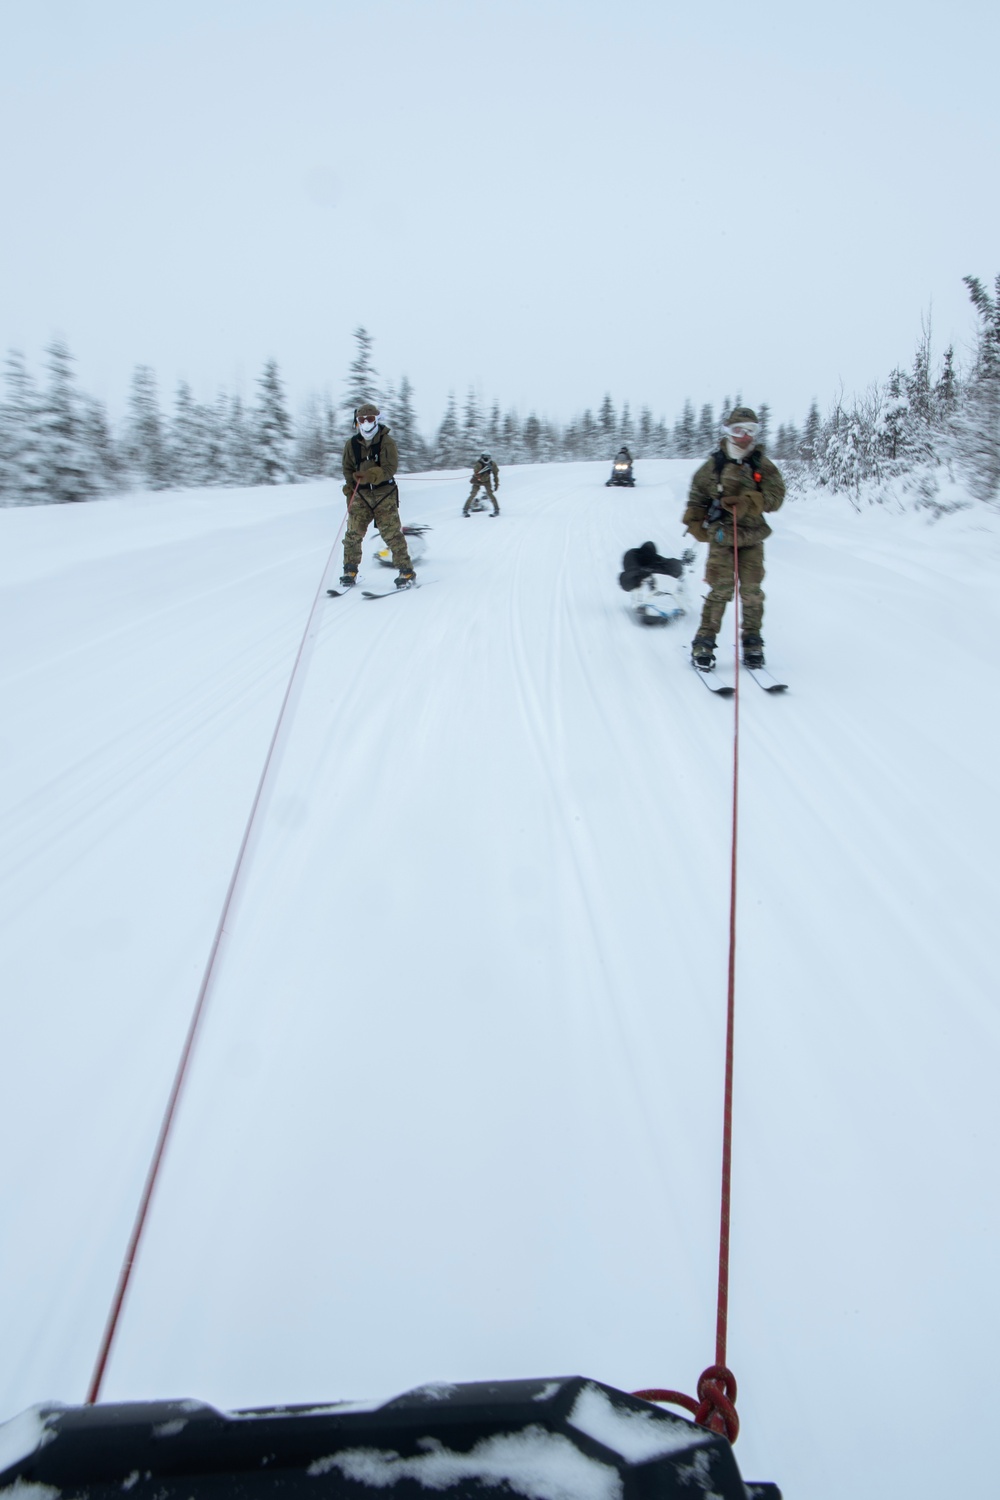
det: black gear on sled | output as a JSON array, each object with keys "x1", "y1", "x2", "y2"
[{"x1": 619, "y1": 540, "x2": 685, "y2": 591}]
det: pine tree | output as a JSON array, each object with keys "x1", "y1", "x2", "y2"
[
  {"x1": 673, "y1": 399, "x2": 696, "y2": 455},
  {"x1": 757, "y1": 402, "x2": 771, "y2": 449},
  {"x1": 294, "y1": 395, "x2": 329, "y2": 478},
  {"x1": 253, "y1": 359, "x2": 294, "y2": 484},
  {"x1": 578, "y1": 408, "x2": 598, "y2": 459},
  {"x1": 486, "y1": 400, "x2": 502, "y2": 454},
  {"x1": 696, "y1": 403, "x2": 716, "y2": 452},
  {"x1": 170, "y1": 381, "x2": 203, "y2": 488},
  {"x1": 877, "y1": 369, "x2": 910, "y2": 465},
  {"x1": 40, "y1": 341, "x2": 99, "y2": 503},
  {"x1": 223, "y1": 394, "x2": 256, "y2": 485},
  {"x1": 461, "y1": 386, "x2": 481, "y2": 455},
  {"x1": 501, "y1": 408, "x2": 523, "y2": 464},
  {"x1": 522, "y1": 412, "x2": 542, "y2": 461},
  {"x1": 598, "y1": 393, "x2": 616, "y2": 448},
  {"x1": 342, "y1": 326, "x2": 380, "y2": 422},
  {"x1": 392, "y1": 376, "x2": 427, "y2": 471},
  {"x1": 80, "y1": 396, "x2": 125, "y2": 491},
  {"x1": 955, "y1": 274, "x2": 1000, "y2": 500},
  {"x1": 125, "y1": 366, "x2": 170, "y2": 489},
  {"x1": 934, "y1": 345, "x2": 957, "y2": 420},
  {"x1": 800, "y1": 400, "x2": 822, "y2": 465},
  {"x1": 432, "y1": 393, "x2": 462, "y2": 468},
  {"x1": 2, "y1": 350, "x2": 47, "y2": 504}
]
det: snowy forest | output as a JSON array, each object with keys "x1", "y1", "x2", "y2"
[{"x1": 2, "y1": 276, "x2": 999, "y2": 509}]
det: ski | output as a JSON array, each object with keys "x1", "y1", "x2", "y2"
[
  {"x1": 361, "y1": 582, "x2": 421, "y2": 600},
  {"x1": 692, "y1": 663, "x2": 735, "y2": 696},
  {"x1": 743, "y1": 665, "x2": 788, "y2": 693},
  {"x1": 327, "y1": 588, "x2": 354, "y2": 597}
]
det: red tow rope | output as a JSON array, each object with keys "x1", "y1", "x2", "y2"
[{"x1": 634, "y1": 519, "x2": 743, "y2": 1444}]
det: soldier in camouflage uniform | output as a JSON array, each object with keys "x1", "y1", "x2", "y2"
[
  {"x1": 682, "y1": 406, "x2": 785, "y2": 669},
  {"x1": 339, "y1": 403, "x2": 415, "y2": 589},
  {"x1": 463, "y1": 453, "x2": 500, "y2": 516}
]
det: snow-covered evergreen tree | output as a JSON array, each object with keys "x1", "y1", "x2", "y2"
[
  {"x1": 342, "y1": 326, "x2": 380, "y2": 422},
  {"x1": 822, "y1": 389, "x2": 883, "y2": 498},
  {"x1": 522, "y1": 412, "x2": 542, "y2": 462},
  {"x1": 485, "y1": 399, "x2": 502, "y2": 456},
  {"x1": 80, "y1": 396, "x2": 124, "y2": 492},
  {"x1": 598, "y1": 394, "x2": 616, "y2": 450},
  {"x1": 673, "y1": 399, "x2": 697, "y2": 455},
  {"x1": 954, "y1": 274, "x2": 1000, "y2": 501},
  {"x1": 501, "y1": 408, "x2": 523, "y2": 464},
  {"x1": 578, "y1": 408, "x2": 598, "y2": 459},
  {"x1": 799, "y1": 400, "x2": 822, "y2": 465},
  {"x1": 222, "y1": 394, "x2": 256, "y2": 485},
  {"x1": 934, "y1": 345, "x2": 957, "y2": 422},
  {"x1": 253, "y1": 359, "x2": 294, "y2": 484},
  {"x1": 618, "y1": 402, "x2": 635, "y2": 450},
  {"x1": 1, "y1": 351, "x2": 47, "y2": 504},
  {"x1": 392, "y1": 376, "x2": 427, "y2": 471},
  {"x1": 461, "y1": 387, "x2": 481, "y2": 455},
  {"x1": 125, "y1": 366, "x2": 170, "y2": 489},
  {"x1": 696, "y1": 403, "x2": 715, "y2": 453},
  {"x1": 432, "y1": 393, "x2": 463, "y2": 468},
  {"x1": 169, "y1": 381, "x2": 205, "y2": 488},
  {"x1": 39, "y1": 341, "x2": 100, "y2": 503},
  {"x1": 294, "y1": 395, "x2": 329, "y2": 478}
]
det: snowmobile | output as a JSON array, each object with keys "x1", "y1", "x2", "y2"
[
  {"x1": 0, "y1": 1376, "x2": 780, "y2": 1499},
  {"x1": 606, "y1": 451, "x2": 635, "y2": 487},
  {"x1": 375, "y1": 522, "x2": 431, "y2": 567},
  {"x1": 619, "y1": 540, "x2": 691, "y2": 626}
]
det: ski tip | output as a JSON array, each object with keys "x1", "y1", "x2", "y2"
[{"x1": 765, "y1": 683, "x2": 789, "y2": 693}]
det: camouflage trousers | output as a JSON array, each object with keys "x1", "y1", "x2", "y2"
[
  {"x1": 698, "y1": 541, "x2": 766, "y2": 636},
  {"x1": 464, "y1": 479, "x2": 498, "y2": 514},
  {"x1": 344, "y1": 489, "x2": 413, "y2": 574}
]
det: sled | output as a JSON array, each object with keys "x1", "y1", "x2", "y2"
[
  {"x1": 375, "y1": 523, "x2": 431, "y2": 568},
  {"x1": 630, "y1": 575, "x2": 686, "y2": 627},
  {"x1": 0, "y1": 1376, "x2": 780, "y2": 1500}
]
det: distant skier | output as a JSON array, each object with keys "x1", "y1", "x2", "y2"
[
  {"x1": 463, "y1": 453, "x2": 500, "y2": 516},
  {"x1": 683, "y1": 406, "x2": 785, "y2": 669},
  {"x1": 340, "y1": 403, "x2": 415, "y2": 590}
]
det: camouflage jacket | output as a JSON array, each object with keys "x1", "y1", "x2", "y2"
[
  {"x1": 473, "y1": 459, "x2": 499, "y2": 485},
  {"x1": 683, "y1": 446, "x2": 785, "y2": 546},
  {"x1": 343, "y1": 424, "x2": 399, "y2": 500}
]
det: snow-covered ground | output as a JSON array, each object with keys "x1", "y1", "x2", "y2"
[{"x1": 2, "y1": 460, "x2": 998, "y2": 1500}]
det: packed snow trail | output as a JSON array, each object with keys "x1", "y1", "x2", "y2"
[{"x1": 2, "y1": 466, "x2": 999, "y2": 1500}]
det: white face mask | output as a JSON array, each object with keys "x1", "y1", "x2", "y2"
[{"x1": 358, "y1": 418, "x2": 378, "y2": 439}]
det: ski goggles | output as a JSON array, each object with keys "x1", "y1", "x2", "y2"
[{"x1": 722, "y1": 421, "x2": 760, "y2": 440}]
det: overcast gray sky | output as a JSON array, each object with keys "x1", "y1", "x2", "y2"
[{"x1": 2, "y1": 0, "x2": 997, "y2": 434}]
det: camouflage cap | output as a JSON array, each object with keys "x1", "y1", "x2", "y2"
[
  {"x1": 726, "y1": 405, "x2": 758, "y2": 424},
  {"x1": 355, "y1": 402, "x2": 380, "y2": 420}
]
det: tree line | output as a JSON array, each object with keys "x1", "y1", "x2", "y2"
[{"x1": 2, "y1": 286, "x2": 999, "y2": 506}]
